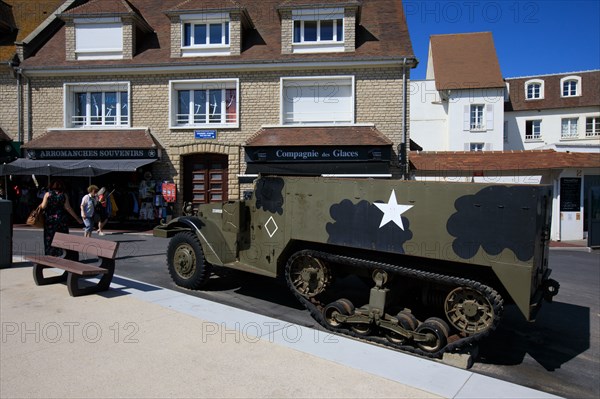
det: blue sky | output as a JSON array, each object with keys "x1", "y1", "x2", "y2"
[{"x1": 405, "y1": 0, "x2": 600, "y2": 79}]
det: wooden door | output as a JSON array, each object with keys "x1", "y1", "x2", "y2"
[{"x1": 184, "y1": 154, "x2": 228, "y2": 208}]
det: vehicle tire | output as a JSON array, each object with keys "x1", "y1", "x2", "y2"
[{"x1": 167, "y1": 231, "x2": 211, "y2": 289}]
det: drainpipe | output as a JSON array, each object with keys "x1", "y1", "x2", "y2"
[
  {"x1": 399, "y1": 58, "x2": 409, "y2": 180},
  {"x1": 15, "y1": 67, "x2": 23, "y2": 144}
]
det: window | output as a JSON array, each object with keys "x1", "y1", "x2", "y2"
[
  {"x1": 293, "y1": 19, "x2": 343, "y2": 43},
  {"x1": 561, "y1": 76, "x2": 581, "y2": 97},
  {"x1": 180, "y1": 13, "x2": 231, "y2": 56},
  {"x1": 525, "y1": 120, "x2": 542, "y2": 140},
  {"x1": 170, "y1": 79, "x2": 238, "y2": 128},
  {"x1": 281, "y1": 76, "x2": 354, "y2": 125},
  {"x1": 470, "y1": 143, "x2": 484, "y2": 152},
  {"x1": 586, "y1": 117, "x2": 600, "y2": 137},
  {"x1": 470, "y1": 105, "x2": 485, "y2": 130},
  {"x1": 291, "y1": 8, "x2": 345, "y2": 53},
  {"x1": 65, "y1": 83, "x2": 129, "y2": 128},
  {"x1": 74, "y1": 18, "x2": 123, "y2": 60},
  {"x1": 183, "y1": 21, "x2": 229, "y2": 46},
  {"x1": 525, "y1": 79, "x2": 544, "y2": 100},
  {"x1": 561, "y1": 118, "x2": 579, "y2": 139}
]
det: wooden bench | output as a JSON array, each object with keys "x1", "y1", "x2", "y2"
[{"x1": 25, "y1": 232, "x2": 120, "y2": 297}]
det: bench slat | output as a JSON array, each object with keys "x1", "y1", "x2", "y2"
[
  {"x1": 25, "y1": 255, "x2": 109, "y2": 276},
  {"x1": 51, "y1": 232, "x2": 119, "y2": 259}
]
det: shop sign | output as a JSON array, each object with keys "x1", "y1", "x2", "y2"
[
  {"x1": 246, "y1": 146, "x2": 390, "y2": 163},
  {"x1": 560, "y1": 177, "x2": 581, "y2": 212},
  {"x1": 195, "y1": 130, "x2": 217, "y2": 140},
  {"x1": 26, "y1": 148, "x2": 159, "y2": 160}
]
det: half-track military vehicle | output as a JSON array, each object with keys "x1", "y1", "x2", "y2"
[{"x1": 154, "y1": 176, "x2": 559, "y2": 358}]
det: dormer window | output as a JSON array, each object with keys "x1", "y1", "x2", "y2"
[
  {"x1": 291, "y1": 8, "x2": 347, "y2": 53},
  {"x1": 180, "y1": 13, "x2": 231, "y2": 56},
  {"x1": 561, "y1": 76, "x2": 581, "y2": 97},
  {"x1": 74, "y1": 18, "x2": 123, "y2": 60},
  {"x1": 525, "y1": 79, "x2": 544, "y2": 100},
  {"x1": 293, "y1": 18, "x2": 343, "y2": 44}
]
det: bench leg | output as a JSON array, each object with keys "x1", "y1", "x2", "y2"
[
  {"x1": 33, "y1": 264, "x2": 68, "y2": 286},
  {"x1": 67, "y1": 260, "x2": 115, "y2": 297}
]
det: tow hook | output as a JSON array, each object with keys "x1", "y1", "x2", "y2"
[{"x1": 543, "y1": 279, "x2": 560, "y2": 302}]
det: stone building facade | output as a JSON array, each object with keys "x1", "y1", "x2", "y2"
[{"x1": 8, "y1": 0, "x2": 416, "y2": 215}]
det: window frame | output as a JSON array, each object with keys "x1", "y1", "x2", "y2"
[
  {"x1": 586, "y1": 116, "x2": 600, "y2": 137},
  {"x1": 64, "y1": 82, "x2": 130, "y2": 129},
  {"x1": 525, "y1": 119, "x2": 542, "y2": 141},
  {"x1": 169, "y1": 79, "x2": 239, "y2": 129},
  {"x1": 179, "y1": 13, "x2": 231, "y2": 57},
  {"x1": 560, "y1": 75, "x2": 582, "y2": 98},
  {"x1": 280, "y1": 76, "x2": 355, "y2": 126},
  {"x1": 524, "y1": 79, "x2": 544, "y2": 100},
  {"x1": 291, "y1": 8, "x2": 345, "y2": 53},
  {"x1": 74, "y1": 17, "x2": 123, "y2": 60},
  {"x1": 561, "y1": 117, "x2": 579, "y2": 139},
  {"x1": 470, "y1": 143, "x2": 484, "y2": 152},
  {"x1": 470, "y1": 104, "x2": 485, "y2": 131}
]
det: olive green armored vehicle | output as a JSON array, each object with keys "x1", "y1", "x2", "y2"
[{"x1": 154, "y1": 176, "x2": 559, "y2": 358}]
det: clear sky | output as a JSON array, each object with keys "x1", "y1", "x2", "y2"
[{"x1": 405, "y1": 0, "x2": 600, "y2": 79}]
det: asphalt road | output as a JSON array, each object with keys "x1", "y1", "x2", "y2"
[{"x1": 11, "y1": 228, "x2": 600, "y2": 399}]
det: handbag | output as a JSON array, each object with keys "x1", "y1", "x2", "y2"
[{"x1": 26, "y1": 206, "x2": 45, "y2": 228}]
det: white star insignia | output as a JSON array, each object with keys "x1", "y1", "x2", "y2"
[{"x1": 374, "y1": 190, "x2": 413, "y2": 230}]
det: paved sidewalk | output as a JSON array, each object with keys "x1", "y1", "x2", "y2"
[{"x1": 1, "y1": 260, "x2": 560, "y2": 399}]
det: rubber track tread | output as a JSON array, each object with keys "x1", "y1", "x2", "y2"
[{"x1": 285, "y1": 250, "x2": 504, "y2": 359}]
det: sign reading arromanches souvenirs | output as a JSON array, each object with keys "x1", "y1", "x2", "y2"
[{"x1": 27, "y1": 149, "x2": 159, "y2": 160}]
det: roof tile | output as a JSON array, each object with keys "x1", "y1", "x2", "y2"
[
  {"x1": 429, "y1": 32, "x2": 504, "y2": 90},
  {"x1": 246, "y1": 126, "x2": 393, "y2": 146},
  {"x1": 410, "y1": 150, "x2": 600, "y2": 171},
  {"x1": 22, "y1": 130, "x2": 161, "y2": 150}
]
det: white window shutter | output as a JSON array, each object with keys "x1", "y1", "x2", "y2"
[
  {"x1": 486, "y1": 104, "x2": 494, "y2": 130},
  {"x1": 463, "y1": 105, "x2": 470, "y2": 131},
  {"x1": 485, "y1": 143, "x2": 493, "y2": 151},
  {"x1": 464, "y1": 143, "x2": 470, "y2": 151}
]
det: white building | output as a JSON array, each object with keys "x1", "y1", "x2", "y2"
[
  {"x1": 504, "y1": 70, "x2": 600, "y2": 152},
  {"x1": 410, "y1": 32, "x2": 505, "y2": 152},
  {"x1": 409, "y1": 34, "x2": 600, "y2": 243}
]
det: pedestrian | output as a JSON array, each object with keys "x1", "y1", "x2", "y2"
[
  {"x1": 39, "y1": 180, "x2": 82, "y2": 255},
  {"x1": 80, "y1": 185, "x2": 99, "y2": 238},
  {"x1": 96, "y1": 187, "x2": 109, "y2": 236}
]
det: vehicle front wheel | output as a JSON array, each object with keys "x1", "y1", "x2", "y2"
[{"x1": 167, "y1": 231, "x2": 211, "y2": 289}]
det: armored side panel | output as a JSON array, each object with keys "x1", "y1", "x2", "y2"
[{"x1": 241, "y1": 176, "x2": 552, "y2": 320}]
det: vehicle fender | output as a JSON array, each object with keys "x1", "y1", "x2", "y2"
[{"x1": 154, "y1": 216, "x2": 229, "y2": 266}]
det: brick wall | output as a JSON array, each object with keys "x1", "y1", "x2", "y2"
[
  {"x1": 0, "y1": 67, "x2": 18, "y2": 139},
  {"x1": 25, "y1": 65, "x2": 407, "y2": 200}
]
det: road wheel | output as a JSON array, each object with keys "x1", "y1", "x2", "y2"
[
  {"x1": 167, "y1": 231, "x2": 211, "y2": 289},
  {"x1": 416, "y1": 318, "x2": 449, "y2": 353},
  {"x1": 386, "y1": 311, "x2": 418, "y2": 345}
]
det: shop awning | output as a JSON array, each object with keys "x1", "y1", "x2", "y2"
[
  {"x1": 0, "y1": 158, "x2": 157, "y2": 176},
  {"x1": 245, "y1": 126, "x2": 394, "y2": 176}
]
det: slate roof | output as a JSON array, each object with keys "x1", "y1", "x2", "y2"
[
  {"x1": 60, "y1": 0, "x2": 137, "y2": 16},
  {"x1": 20, "y1": 0, "x2": 414, "y2": 69},
  {"x1": 246, "y1": 126, "x2": 392, "y2": 146},
  {"x1": 0, "y1": 0, "x2": 64, "y2": 62},
  {"x1": 21, "y1": 130, "x2": 160, "y2": 149},
  {"x1": 428, "y1": 32, "x2": 504, "y2": 90},
  {"x1": 505, "y1": 70, "x2": 600, "y2": 112},
  {"x1": 410, "y1": 150, "x2": 600, "y2": 171}
]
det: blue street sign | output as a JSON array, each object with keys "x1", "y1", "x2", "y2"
[{"x1": 195, "y1": 130, "x2": 217, "y2": 139}]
